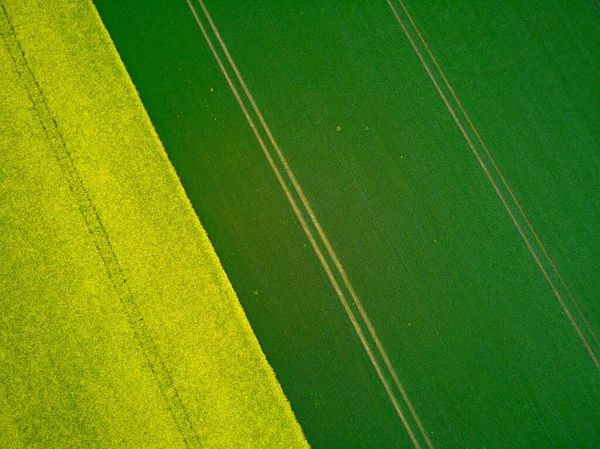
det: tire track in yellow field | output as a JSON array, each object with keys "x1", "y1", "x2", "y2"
[{"x1": 0, "y1": 4, "x2": 200, "y2": 447}]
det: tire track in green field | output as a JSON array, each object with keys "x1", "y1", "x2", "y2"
[
  {"x1": 386, "y1": 0, "x2": 600, "y2": 371},
  {"x1": 186, "y1": 1, "x2": 433, "y2": 447}
]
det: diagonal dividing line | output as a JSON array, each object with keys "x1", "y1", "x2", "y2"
[
  {"x1": 386, "y1": 0, "x2": 600, "y2": 371},
  {"x1": 185, "y1": 0, "x2": 432, "y2": 447}
]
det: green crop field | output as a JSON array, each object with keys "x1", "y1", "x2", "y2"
[
  {"x1": 94, "y1": 0, "x2": 600, "y2": 447},
  {"x1": 0, "y1": 1, "x2": 307, "y2": 447}
]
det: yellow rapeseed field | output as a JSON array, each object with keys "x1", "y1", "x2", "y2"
[{"x1": 0, "y1": 1, "x2": 308, "y2": 447}]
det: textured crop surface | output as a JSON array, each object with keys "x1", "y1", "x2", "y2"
[
  {"x1": 93, "y1": 0, "x2": 600, "y2": 447},
  {"x1": 0, "y1": 1, "x2": 308, "y2": 447}
]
